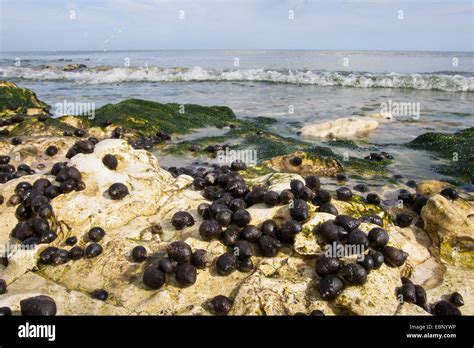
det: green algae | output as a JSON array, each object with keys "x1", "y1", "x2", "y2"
[
  {"x1": 0, "y1": 81, "x2": 48, "y2": 117},
  {"x1": 8, "y1": 116, "x2": 78, "y2": 137},
  {"x1": 90, "y1": 99, "x2": 238, "y2": 135},
  {"x1": 407, "y1": 127, "x2": 474, "y2": 181}
]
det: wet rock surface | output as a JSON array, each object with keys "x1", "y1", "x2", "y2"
[{"x1": 0, "y1": 83, "x2": 472, "y2": 316}]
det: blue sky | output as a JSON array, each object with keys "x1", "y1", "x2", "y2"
[{"x1": 0, "y1": 0, "x2": 472, "y2": 52}]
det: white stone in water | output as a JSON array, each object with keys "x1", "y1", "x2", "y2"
[{"x1": 300, "y1": 116, "x2": 380, "y2": 139}]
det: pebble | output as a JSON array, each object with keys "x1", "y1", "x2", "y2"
[
  {"x1": 108, "y1": 183, "x2": 129, "y2": 200},
  {"x1": 51, "y1": 249, "x2": 70, "y2": 265},
  {"x1": 216, "y1": 252, "x2": 238, "y2": 276},
  {"x1": 382, "y1": 246, "x2": 408, "y2": 267},
  {"x1": 395, "y1": 213, "x2": 413, "y2": 228},
  {"x1": 277, "y1": 219, "x2": 302, "y2": 243},
  {"x1": 39, "y1": 247, "x2": 59, "y2": 264},
  {"x1": 449, "y1": 292, "x2": 464, "y2": 307},
  {"x1": 318, "y1": 221, "x2": 342, "y2": 243},
  {"x1": 336, "y1": 187, "x2": 352, "y2": 201},
  {"x1": 238, "y1": 257, "x2": 254, "y2": 272},
  {"x1": 65, "y1": 236, "x2": 77, "y2": 246},
  {"x1": 85, "y1": 243, "x2": 103, "y2": 258},
  {"x1": 229, "y1": 198, "x2": 246, "y2": 212},
  {"x1": 366, "y1": 193, "x2": 381, "y2": 205},
  {"x1": 313, "y1": 189, "x2": 332, "y2": 204},
  {"x1": 0, "y1": 307, "x2": 12, "y2": 316},
  {"x1": 45, "y1": 145, "x2": 58, "y2": 156},
  {"x1": 440, "y1": 188, "x2": 458, "y2": 200},
  {"x1": 143, "y1": 265, "x2": 166, "y2": 289},
  {"x1": 433, "y1": 300, "x2": 461, "y2": 316},
  {"x1": 319, "y1": 275, "x2": 344, "y2": 300},
  {"x1": 20, "y1": 295, "x2": 57, "y2": 316},
  {"x1": 290, "y1": 179, "x2": 305, "y2": 197},
  {"x1": 412, "y1": 196, "x2": 428, "y2": 215},
  {"x1": 221, "y1": 225, "x2": 241, "y2": 246},
  {"x1": 197, "y1": 203, "x2": 212, "y2": 219},
  {"x1": 171, "y1": 211, "x2": 195, "y2": 230},
  {"x1": 334, "y1": 215, "x2": 360, "y2": 231},
  {"x1": 131, "y1": 246, "x2": 147, "y2": 262},
  {"x1": 88, "y1": 227, "x2": 106, "y2": 242},
  {"x1": 167, "y1": 241, "x2": 192, "y2": 263},
  {"x1": 91, "y1": 289, "x2": 109, "y2": 301},
  {"x1": 261, "y1": 219, "x2": 279, "y2": 239},
  {"x1": 279, "y1": 189, "x2": 294, "y2": 204},
  {"x1": 175, "y1": 262, "x2": 197, "y2": 286},
  {"x1": 415, "y1": 285, "x2": 427, "y2": 306},
  {"x1": 242, "y1": 225, "x2": 262, "y2": 242},
  {"x1": 290, "y1": 199, "x2": 309, "y2": 222},
  {"x1": 38, "y1": 204, "x2": 54, "y2": 219},
  {"x1": 315, "y1": 256, "x2": 341, "y2": 277},
  {"x1": 216, "y1": 210, "x2": 232, "y2": 227},
  {"x1": 40, "y1": 230, "x2": 57, "y2": 244},
  {"x1": 0, "y1": 279, "x2": 6, "y2": 294},
  {"x1": 341, "y1": 263, "x2": 367, "y2": 285},
  {"x1": 263, "y1": 191, "x2": 280, "y2": 207},
  {"x1": 191, "y1": 249, "x2": 208, "y2": 269},
  {"x1": 159, "y1": 257, "x2": 178, "y2": 274},
  {"x1": 199, "y1": 220, "x2": 223, "y2": 241},
  {"x1": 353, "y1": 183, "x2": 369, "y2": 193},
  {"x1": 399, "y1": 282, "x2": 417, "y2": 303},
  {"x1": 102, "y1": 154, "x2": 118, "y2": 170},
  {"x1": 233, "y1": 240, "x2": 253, "y2": 260},
  {"x1": 74, "y1": 129, "x2": 86, "y2": 137},
  {"x1": 231, "y1": 209, "x2": 251, "y2": 228},
  {"x1": 358, "y1": 255, "x2": 374, "y2": 273},
  {"x1": 11, "y1": 137, "x2": 22, "y2": 145},
  {"x1": 69, "y1": 246, "x2": 84, "y2": 260},
  {"x1": 289, "y1": 156, "x2": 302, "y2": 166},
  {"x1": 305, "y1": 175, "x2": 321, "y2": 190},
  {"x1": 317, "y1": 203, "x2": 338, "y2": 215},
  {"x1": 368, "y1": 227, "x2": 389, "y2": 250},
  {"x1": 258, "y1": 235, "x2": 282, "y2": 257},
  {"x1": 210, "y1": 295, "x2": 233, "y2": 315}
]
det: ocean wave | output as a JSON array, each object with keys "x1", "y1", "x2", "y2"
[{"x1": 0, "y1": 66, "x2": 473, "y2": 92}]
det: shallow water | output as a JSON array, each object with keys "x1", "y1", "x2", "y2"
[{"x1": 1, "y1": 50, "x2": 473, "y2": 185}]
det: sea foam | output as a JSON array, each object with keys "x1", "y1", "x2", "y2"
[{"x1": 0, "y1": 66, "x2": 472, "y2": 92}]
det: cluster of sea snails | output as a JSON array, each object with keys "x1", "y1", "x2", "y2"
[
  {"x1": 396, "y1": 277, "x2": 464, "y2": 315},
  {"x1": 0, "y1": 114, "x2": 28, "y2": 137},
  {"x1": 3, "y1": 145, "x2": 128, "y2": 265},
  {"x1": 0, "y1": 136, "x2": 466, "y2": 316},
  {"x1": 158, "y1": 155, "x2": 463, "y2": 316},
  {"x1": 0, "y1": 155, "x2": 36, "y2": 184},
  {"x1": 136, "y1": 241, "x2": 209, "y2": 291}
]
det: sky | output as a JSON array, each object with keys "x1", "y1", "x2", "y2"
[{"x1": 0, "y1": 0, "x2": 473, "y2": 52}]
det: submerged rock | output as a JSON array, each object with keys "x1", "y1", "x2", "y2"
[
  {"x1": 263, "y1": 150, "x2": 343, "y2": 177},
  {"x1": 407, "y1": 128, "x2": 474, "y2": 181},
  {"x1": 300, "y1": 116, "x2": 380, "y2": 140}
]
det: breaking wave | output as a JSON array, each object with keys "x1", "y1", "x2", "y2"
[{"x1": 1, "y1": 65, "x2": 473, "y2": 92}]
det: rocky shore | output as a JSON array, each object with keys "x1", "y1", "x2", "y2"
[{"x1": 0, "y1": 81, "x2": 472, "y2": 316}]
